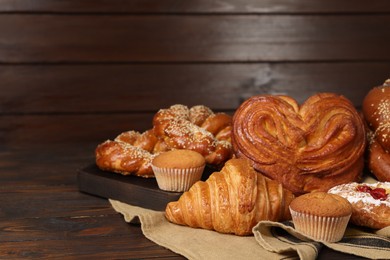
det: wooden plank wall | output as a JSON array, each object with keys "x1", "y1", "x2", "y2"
[{"x1": 1, "y1": 0, "x2": 390, "y2": 147}]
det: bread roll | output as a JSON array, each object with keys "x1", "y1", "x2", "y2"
[{"x1": 362, "y1": 79, "x2": 390, "y2": 181}]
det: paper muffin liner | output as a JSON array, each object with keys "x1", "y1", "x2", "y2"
[
  {"x1": 289, "y1": 208, "x2": 351, "y2": 243},
  {"x1": 151, "y1": 165, "x2": 205, "y2": 192}
]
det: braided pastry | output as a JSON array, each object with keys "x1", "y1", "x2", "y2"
[
  {"x1": 153, "y1": 104, "x2": 233, "y2": 166},
  {"x1": 96, "y1": 104, "x2": 233, "y2": 177},
  {"x1": 232, "y1": 93, "x2": 366, "y2": 195},
  {"x1": 362, "y1": 79, "x2": 390, "y2": 182},
  {"x1": 95, "y1": 130, "x2": 168, "y2": 177}
]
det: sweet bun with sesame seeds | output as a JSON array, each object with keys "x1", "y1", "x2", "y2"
[
  {"x1": 95, "y1": 129, "x2": 169, "y2": 177},
  {"x1": 96, "y1": 105, "x2": 233, "y2": 177},
  {"x1": 153, "y1": 104, "x2": 233, "y2": 167},
  {"x1": 362, "y1": 79, "x2": 390, "y2": 181}
]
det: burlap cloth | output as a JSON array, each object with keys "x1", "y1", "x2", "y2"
[{"x1": 110, "y1": 199, "x2": 390, "y2": 260}]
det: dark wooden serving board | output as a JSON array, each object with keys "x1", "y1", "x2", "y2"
[{"x1": 77, "y1": 164, "x2": 214, "y2": 211}]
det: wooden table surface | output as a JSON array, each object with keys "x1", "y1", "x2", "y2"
[
  {"x1": 1, "y1": 143, "x2": 183, "y2": 259},
  {"x1": 1, "y1": 143, "x2": 368, "y2": 259},
  {"x1": 1, "y1": 1, "x2": 390, "y2": 259}
]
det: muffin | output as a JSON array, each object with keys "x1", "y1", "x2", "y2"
[
  {"x1": 152, "y1": 149, "x2": 205, "y2": 192},
  {"x1": 289, "y1": 192, "x2": 352, "y2": 242}
]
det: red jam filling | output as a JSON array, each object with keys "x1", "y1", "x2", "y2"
[{"x1": 356, "y1": 185, "x2": 388, "y2": 200}]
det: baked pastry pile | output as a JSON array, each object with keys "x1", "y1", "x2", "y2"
[
  {"x1": 95, "y1": 104, "x2": 233, "y2": 177},
  {"x1": 362, "y1": 79, "x2": 390, "y2": 182},
  {"x1": 232, "y1": 93, "x2": 366, "y2": 195},
  {"x1": 95, "y1": 81, "x2": 390, "y2": 233}
]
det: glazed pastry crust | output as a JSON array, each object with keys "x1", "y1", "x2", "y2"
[
  {"x1": 362, "y1": 79, "x2": 390, "y2": 182},
  {"x1": 232, "y1": 93, "x2": 366, "y2": 195},
  {"x1": 153, "y1": 104, "x2": 233, "y2": 166},
  {"x1": 165, "y1": 158, "x2": 295, "y2": 236},
  {"x1": 96, "y1": 105, "x2": 233, "y2": 177},
  {"x1": 95, "y1": 138, "x2": 156, "y2": 178}
]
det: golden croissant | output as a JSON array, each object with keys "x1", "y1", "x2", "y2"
[{"x1": 165, "y1": 158, "x2": 295, "y2": 236}]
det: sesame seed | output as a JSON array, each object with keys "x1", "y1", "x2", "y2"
[{"x1": 384, "y1": 79, "x2": 390, "y2": 86}]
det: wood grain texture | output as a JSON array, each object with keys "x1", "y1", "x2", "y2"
[
  {"x1": 0, "y1": 214, "x2": 134, "y2": 242},
  {"x1": 0, "y1": 144, "x2": 183, "y2": 259},
  {"x1": 0, "y1": 186, "x2": 112, "y2": 219},
  {"x1": 1, "y1": 63, "x2": 388, "y2": 114},
  {"x1": 0, "y1": 114, "x2": 154, "y2": 145},
  {"x1": 1, "y1": 64, "x2": 389, "y2": 145},
  {"x1": 1, "y1": 234, "x2": 183, "y2": 259},
  {"x1": 1, "y1": 15, "x2": 390, "y2": 63},
  {"x1": 0, "y1": 144, "x2": 95, "y2": 186},
  {"x1": 1, "y1": 0, "x2": 390, "y2": 14}
]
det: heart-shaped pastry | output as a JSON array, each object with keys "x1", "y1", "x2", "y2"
[{"x1": 232, "y1": 93, "x2": 366, "y2": 195}]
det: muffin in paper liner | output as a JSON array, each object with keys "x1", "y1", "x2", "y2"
[
  {"x1": 288, "y1": 192, "x2": 352, "y2": 243},
  {"x1": 152, "y1": 165, "x2": 205, "y2": 192},
  {"x1": 289, "y1": 207, "x2": 351, "y2": 242},
  {"x1": 151, "y1": 149, "x2": 206, "y2": 192}
]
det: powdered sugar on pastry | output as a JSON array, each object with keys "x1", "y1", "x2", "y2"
[{"x1": 328, "y1": 182, "x2": 390, "y2": 211}]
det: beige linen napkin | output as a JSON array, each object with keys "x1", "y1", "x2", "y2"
[
  {"x1": 110, "y1": 199, "x2": 390, "y2": 260},
  {"x1": 110, "y1": 199, "x2": 295, "y2": 260}
]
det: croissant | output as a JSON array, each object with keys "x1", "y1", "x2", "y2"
[
  {"x1": 232, "y1": 93, "x2": 366, "y2": 195},
  {"x1": 362, "y1": 79, "x2": 390, "y2": 182},
  {"x1": 165, "y1": 158, "x2": 295, "y2": 236}
]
